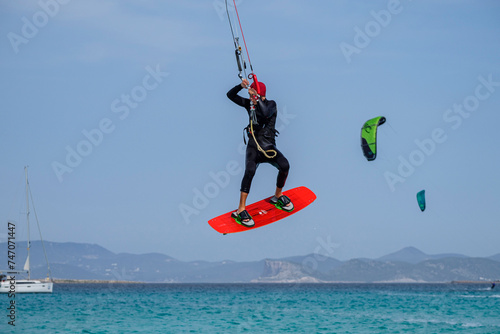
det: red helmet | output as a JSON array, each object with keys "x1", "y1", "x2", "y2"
[{"x1": 250, "y1": 81, "x2": 266, "y2": 97}]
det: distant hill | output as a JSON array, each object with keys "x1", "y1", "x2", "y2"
[
  {"x1": 322, "y1": 257, "x2": 500, "y2": 283},
  {"x1": 1, "y1": 241, "x2": 499, "y2": 283},
  {"x1": 489, "y1": 253, "x2": 500, "y2": 262},
  {"x1": 272, "y1": 254, "x2": 344, "y2": 274},
  {"x1": 0, "y1": 241, "x2": 265, "y2": 283},
  {"x1": 377, "y1": 246, "x2": 467, "y2": 264}
]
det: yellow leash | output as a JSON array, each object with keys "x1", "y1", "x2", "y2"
[{"x1": 249, "y1": 119, "x2": 277, "y2": 159}]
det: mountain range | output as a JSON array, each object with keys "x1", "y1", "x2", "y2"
[{"x1": 1, "y1": 242, "x2": 499, "y2": 283}]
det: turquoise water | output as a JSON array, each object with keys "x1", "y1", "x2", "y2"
[{"x1": 2, "y1": 283, "x2": 499, "y2": 333}]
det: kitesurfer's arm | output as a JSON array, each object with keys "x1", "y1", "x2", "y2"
[{"x1": 227, "y1": 82, "x2": 249, "y2": 108}]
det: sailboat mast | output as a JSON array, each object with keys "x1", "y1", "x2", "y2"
[{"x1": 25, "y1": 166, "x2": 31, "y2": 280}]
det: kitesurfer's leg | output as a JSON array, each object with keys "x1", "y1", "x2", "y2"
[
  {"x1": 271, "y1": 149, "x2": 290, "y2": 193},
  {"x1": 269, "y1": 150, "x2": 293, "y2": 211},
  {"x1": 237, "y1": 191, "x2": 249, "y2": 214},
  {"x1": 274, "y1": 187, "x2": 284, "y2": 199},
  {"x1": 240, "y1": 144, "x2": 259, "y2": 195},
  {"x1": 237, "y1": 143, "x2": 260, "y2": 222}
]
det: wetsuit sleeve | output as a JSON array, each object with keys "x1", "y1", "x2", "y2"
[
  {"x1": 257, "y1": 99, "x2": 277, "y2": 118},
  {"x1": 227, "y1": 84, "x2": 248, "y2": 108}
]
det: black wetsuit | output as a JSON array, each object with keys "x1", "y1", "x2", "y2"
[{"x1": 227, "y1": 84, "x2": 289, "y2": 194}]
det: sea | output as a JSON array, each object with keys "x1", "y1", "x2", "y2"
[{"x1": 2, "y1": 283, "x2": 499, "y2": 333}]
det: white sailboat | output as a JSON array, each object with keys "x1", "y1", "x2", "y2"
[{"x1": 0, "y1": 167, "x2": 53, "y2": 293}]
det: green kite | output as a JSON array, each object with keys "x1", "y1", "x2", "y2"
[{"x1": 361, "y1": 116, "x2": 386, "y2": 161}]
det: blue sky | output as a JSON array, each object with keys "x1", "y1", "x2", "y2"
[{"x1": 1, "y1": 0, "x2": 499, "y2": 263}]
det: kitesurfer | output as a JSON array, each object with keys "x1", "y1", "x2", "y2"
[{"x1": 227, "y1": 78, "x2": 293, "y2": 227}]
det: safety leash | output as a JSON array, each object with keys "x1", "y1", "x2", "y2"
[{"x1": 249, "y1": 110, "x2": 277, "y2": 159}]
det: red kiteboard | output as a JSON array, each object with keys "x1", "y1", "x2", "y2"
[{"x1": 208, "y1": 186, "x2": 316, "y2": 235}]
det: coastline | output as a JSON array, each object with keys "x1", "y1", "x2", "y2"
[
  {"x1": 52, "y1": 279, "x2": 143, "y2": 284},
  {"x1": 50, "y1": 279, "x2": 499, "y2": 284}
]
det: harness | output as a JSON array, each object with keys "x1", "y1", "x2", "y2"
[
  {"x1": 242, "y1": 123, "x2": 279, "y2": 145},
  {"x1": 225, "y1": 0, "x2": 277, "y2": 159}
]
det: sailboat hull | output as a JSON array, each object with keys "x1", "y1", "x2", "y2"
[{"x1": 0, "y1": 279, "x2": 53, "y2": 293}]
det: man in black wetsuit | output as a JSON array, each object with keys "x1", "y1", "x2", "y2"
[{"x1": 227, "y1": 78, "x2": 293, "y2": 227}]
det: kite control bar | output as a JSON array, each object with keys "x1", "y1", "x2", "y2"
[{"x1": 225, "y1": 0, "x2": 259, "y2": 88}]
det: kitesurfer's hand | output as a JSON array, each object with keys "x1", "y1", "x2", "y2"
[
  {"x1": 241, "y1": 79, "x2": 250, "y2": 88},
  {"x1": 248, "y1": 87, "x2": 258, "y2": 103}
]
